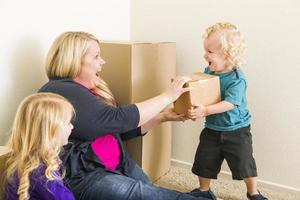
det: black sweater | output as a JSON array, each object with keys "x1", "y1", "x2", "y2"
[
  {"x1": 39, "y1": 78, "x2": 140, "y2": 141},
  {"x1": 39, "y1": 78, "x2": 142, "y2": 197}
]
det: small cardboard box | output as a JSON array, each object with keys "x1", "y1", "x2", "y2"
[{"x1": 174, "y1": 72, "x2": 221, "y2": 114}]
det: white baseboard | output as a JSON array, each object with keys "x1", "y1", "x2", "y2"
[{"x1": 171, "y1": 159, "x2": 300, "y2": 194}]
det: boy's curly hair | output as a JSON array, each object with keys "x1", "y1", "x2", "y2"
[{"x1": 204, "y1": 22, "x2": 245, "y2": 67}]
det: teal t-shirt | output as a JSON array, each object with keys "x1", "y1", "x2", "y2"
[{"x1": 204, "y1": 67, "x2": 251, "y2": 131}]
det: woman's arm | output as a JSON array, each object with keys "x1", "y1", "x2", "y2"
[
  {"x1": 39, "y1": 78, "x2": 189, "y2": 141},
  {"x1": 120, "y1": 108, "x2": 187, "y2": 141},
  {"x1": 141, "y1": 108, "x2": 187, "y2": 133},
  {"x1": 136, "y1": 76, "x2": 190, "y2": 127}
]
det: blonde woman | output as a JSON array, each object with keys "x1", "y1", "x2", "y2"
[
  {"x1": 3, "y1": 93, "x2": 75, "y2": 200},
  {"x1": 187, "y1": 22, "x2": 267, "y2": 200},
  {"x1": 38, "y1": 31, "x2": 215, "y2": 200}
]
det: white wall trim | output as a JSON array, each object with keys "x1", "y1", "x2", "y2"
[{"x1": 171, "y1": 158, "x2": 300, "y2": 194}]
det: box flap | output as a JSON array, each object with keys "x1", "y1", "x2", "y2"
[{"x1": 191, "y1": 72, "x2": 217, "y2": 80}]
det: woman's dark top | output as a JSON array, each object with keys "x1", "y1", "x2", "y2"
[{"x1": 39, "y1": 78, "x2": 142, "y2": 196}]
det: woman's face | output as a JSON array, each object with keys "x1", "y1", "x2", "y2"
[{"x1": 74, "y1": 40, "x2": 105, "y2": 89}]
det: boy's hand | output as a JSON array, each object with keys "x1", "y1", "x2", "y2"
[
  {"x1": 187, "y1": 105, "x2": 208, "y2": 120},
  {"x1": 162, "y1": 107, "x2": 188, "y2": 122}
]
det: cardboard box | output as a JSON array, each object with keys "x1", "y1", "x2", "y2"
[
  {"x1": 174, "y1": 72, "x2": 221, "y2": 114},
  {"x1": 99, "y1": 41, "x2": 176, "y2": 181}
]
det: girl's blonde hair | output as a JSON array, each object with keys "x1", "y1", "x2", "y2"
[
  {"x1": 204, "y1": 22, "x2": 245, "y2": 67},
  {"x1": 3, "y1": 92, "x2": 74, "y2": 200},
  {"x1": 45, "y1": 31, "x2": 116, "y2": 106}
]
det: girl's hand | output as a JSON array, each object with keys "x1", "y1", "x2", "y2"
[
  {"x1": 161, "y1": 108, "x2": 188, "y2": 122},
  {"x1": 187, "y1": 105, "x2": 207, "y2": 121}
]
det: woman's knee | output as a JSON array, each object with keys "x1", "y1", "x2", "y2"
[{"x1": 81, "y1": 174, "x2": 145, "y2": 200}]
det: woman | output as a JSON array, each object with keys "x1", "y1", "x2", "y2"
[{"x1": 39, "y1": 31, "x2": 215, "y2": 200}]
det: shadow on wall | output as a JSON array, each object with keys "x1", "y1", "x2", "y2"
[{"x1": 0, "y1": 36, "x2": 47, "y2": 145}]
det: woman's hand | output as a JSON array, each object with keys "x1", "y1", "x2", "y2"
[
  {"x1": 161, "y1": 107, "x2": 188, "y2": 122},
  {"x1": 136, "y1": 76, "x2": 191, "y2": 127},
  {"x1": 141, "y1": 108, "x2": 188, "y2": 133},
  {"x1": 187, "y1": 105, "x2": 208, "y2": 121},
  {"x1": 164, "y1": 76, "x2": 191, "y2": 102}
]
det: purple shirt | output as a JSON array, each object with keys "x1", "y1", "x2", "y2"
[{"x1": 5, "y1": 166, "x2": 75, "y2": 200}]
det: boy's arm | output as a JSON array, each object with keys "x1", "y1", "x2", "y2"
[
  {"x1": 187, "y1": 100, "x2": 234, "y2": 120},
  {"x1": 205, "y1": 100, "x2": 235, "y2": 116},
  {"x1": 188, "y1": 76, "x2": 246, "y2": 120}
]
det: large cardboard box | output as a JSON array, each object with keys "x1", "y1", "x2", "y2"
[
  {"x1": 174, "y1": 72, "x2": 221, "y2": 114},
  {"x1": 99, "y1": 41, "x2": 176, "y2": 181}
]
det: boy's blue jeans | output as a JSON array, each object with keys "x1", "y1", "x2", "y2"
[{"x1": 79, "y1": 163, "x2": 213, "y2": 200}]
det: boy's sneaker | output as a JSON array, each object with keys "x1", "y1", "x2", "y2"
[
  {"x1": 247, "y1": 191, "x2": 268, "y2": 200},
  {"x1": 188, "y1": 188, "x2": 217, "y2": 200}
]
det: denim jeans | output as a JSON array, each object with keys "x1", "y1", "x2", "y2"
[{"x1": 79, "y1": 163, "x2": 213, "y2": 200}]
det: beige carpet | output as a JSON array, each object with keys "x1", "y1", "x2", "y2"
[{"x1": 155, "y1": 166, "x2": 300, "y2": 200}]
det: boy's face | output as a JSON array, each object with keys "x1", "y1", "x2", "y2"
[{"x1": 203, "y1": 33, "x2": 228, "y2": 73}]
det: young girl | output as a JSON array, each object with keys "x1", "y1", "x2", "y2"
[
  {"x1": 188, "y1": 22, "x2": 267, "y2": 200},
  {"x1": 3, "y1": 92, "x2": 75, "y2": 200}
]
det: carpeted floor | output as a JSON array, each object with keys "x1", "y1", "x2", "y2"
[{"x1": 155, "y1": 166, "x2": 300, "y2": 200}]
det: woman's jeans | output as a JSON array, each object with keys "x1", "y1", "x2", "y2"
[{"x1": 79, "y1": 163, "x2": 213, "y2": 200}]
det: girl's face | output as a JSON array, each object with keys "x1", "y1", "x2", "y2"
[
  {"x1": 56, "y1": 118, "x2": 73, "y2": 146},
  {"x1": 74, "y1": 40, "x2": 105, "y2": 89},
  {"x1": 203, "y1": 33, "x2": 231, "y2": 73}
]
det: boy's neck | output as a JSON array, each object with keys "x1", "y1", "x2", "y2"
[{"x1": 214, "y1": 65, "x2": 235, "y2": 74}]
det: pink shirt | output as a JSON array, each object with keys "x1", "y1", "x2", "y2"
[
  {"x1": 85, "y1": 87, "x2": 121, "y2": 170},
  {"x1": 91, "y1": 134, "x2": 121, "y2": 170}
]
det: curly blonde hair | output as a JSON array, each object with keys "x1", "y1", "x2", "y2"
[
  {"x1": 45, "y1": 31, "x2": 116, "y2": 106},
  {"x1": 3, "y1": 92, "x2": 74, "y2": 200},
  {"x1": 203, "y1": 22, "x2": 245, "y2": 67}
]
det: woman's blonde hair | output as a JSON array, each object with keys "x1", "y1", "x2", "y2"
[
  {"x1": 45, "y1": 31, "x2": 116, "y2": 106},
  {"x1": 3, "y1": 92, "x2": 74, "y2": 200},
  {"x1": 203, "y1": 22, "x2": 245, "y2": 67}
]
